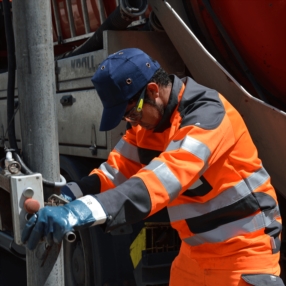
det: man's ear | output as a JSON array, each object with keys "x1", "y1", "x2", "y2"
[{"x1": 146, "y1": 82, "x2": 159, "y2": 99}]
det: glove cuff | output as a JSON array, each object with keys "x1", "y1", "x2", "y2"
[{"x1": 77, "y1": 195, "x2": 107, "y2": 225}]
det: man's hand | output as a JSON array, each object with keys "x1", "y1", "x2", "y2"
[
  {"x1": 60, "y1": 182, "x2": 83, "y2": 202},
  {"x1": 21, "y1": 195, "x2": 107, "y2": 250}
]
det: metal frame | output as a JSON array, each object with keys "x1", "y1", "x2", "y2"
[
  {"x1": 51, "y1": 0, "x2": 149, "y2": 46},
  {"x1": 50, "y1": 0, "x2": 108, "y2": 45},
  {"x1": 80, "y1": 0, "x2": 91, "y2": 34},
  {"x1": 65, "y1": 0, "x2": 76, "y2": 38},
  {"x1": 51, "y1": 0, "x2": 63, "y2": 43}
]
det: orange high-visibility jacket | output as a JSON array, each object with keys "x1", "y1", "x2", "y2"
[{"x1": 87, "y1": 75, "x2": 281, "y2": 263}]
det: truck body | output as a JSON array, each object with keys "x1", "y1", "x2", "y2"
[{"x1": 0, "y1": 0, "x2": 285, "y2": 285}]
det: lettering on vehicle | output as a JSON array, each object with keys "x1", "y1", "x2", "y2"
[{"x1": 71, "y1": 55, "x2": 97, "y2": 71}]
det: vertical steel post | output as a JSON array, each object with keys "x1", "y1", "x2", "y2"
[{"x1": 12, "y1": 0, "x2": 64, "y2": 285}]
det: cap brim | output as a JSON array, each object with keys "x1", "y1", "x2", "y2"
[{"x1": 99, "y1": 100, "x2": 129, "y2": 131}]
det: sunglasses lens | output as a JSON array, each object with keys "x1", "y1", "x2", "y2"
[
  {"x1": 125, "y1": 112, "x2": 140, "y2": 122},
  {"x1": 124, "y1": 106, "x2": 141, "y2": 122},
  {"x1": 124, "y1": 87, "x2": 145, "y2": 122}
]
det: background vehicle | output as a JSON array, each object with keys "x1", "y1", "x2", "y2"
[{"x1": 0, "y1": 0, "x2": 285, "y2": 285}]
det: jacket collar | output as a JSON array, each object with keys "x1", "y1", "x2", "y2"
[{"x1": 153, "y1": 75, "x2": 183, "y2": 133}]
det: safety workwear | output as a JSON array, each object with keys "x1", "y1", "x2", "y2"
[
  {"x1": 87, "y1": 75, "x2": 281, "y2": 275},
  {"x1": 169, "y1": 249, "x2": 283, "y2": 285},
  {"x1": 91, "y1": 48, "x2": 160, "y2": 131},
  {"x1": 33, "y1": 72, "x2": 281, "y2": 281},
  {"x1": 22, "y1": 195, "x2": 106, "y2": 250}
]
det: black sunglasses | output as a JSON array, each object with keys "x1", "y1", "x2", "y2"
[{"x1": 123, "y1": 87, "x2": 146, "y2": 122}]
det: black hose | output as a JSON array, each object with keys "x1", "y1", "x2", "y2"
[
  {"x1": 61, "y1": 0, "x2": 147, "y2": 59},
  {"x1": 141, "y1": 11, "x2": 164, "y2": 32},
  {"x1": 2, "y1": 0, "x2": 19, "y2": 152},
  {"x1": 201, "y1": 0, "x2": 268, "y2": 103}
]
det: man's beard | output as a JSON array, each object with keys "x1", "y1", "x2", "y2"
[{"x1": 144, "y1": 96, "x2": 164, "y2": 116}]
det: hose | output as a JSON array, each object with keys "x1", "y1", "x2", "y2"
[
  {"x1": 61, "y1": 0, "x2": 148, "y2": 59},
  {"x1": 12, "y1": 151, "x2": 66, "y2": 187},
  {"x1": 141, "y1": 10, "x2": 164, "y2": 32},
  {"x1": 2, "y1": 0, "x2": 19, "y2": 153}
]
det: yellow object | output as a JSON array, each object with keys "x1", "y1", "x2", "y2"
[
  {"x1": 137, "y1": 98, "x2": 144, "y2": 112},
  {"x1": 130, "y1": 228, "x2": 146, "y2": 268}
]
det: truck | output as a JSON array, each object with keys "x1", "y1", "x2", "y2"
[{"x1": 0, "y1": 0, "x2": 285, "y2": 285}]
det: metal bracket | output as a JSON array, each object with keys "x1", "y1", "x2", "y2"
[{"x1": 47, "y1": 194, "x2": 69, "y2": 206}]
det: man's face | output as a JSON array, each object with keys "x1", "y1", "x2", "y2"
[{"x1": 124, "y1": 95, "x2": 164, "y2": 130}]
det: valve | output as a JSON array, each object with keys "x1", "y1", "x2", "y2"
[{"x1": 4, "y1": 150, "x2": 21, "y2": 174}]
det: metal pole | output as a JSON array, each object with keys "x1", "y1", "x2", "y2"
[{"x1": 12, "y1": 0, "x2": 64, "y2": 285}]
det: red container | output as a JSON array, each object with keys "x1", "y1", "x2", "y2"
[{"x1": 184, "y1": 0, "x2": 286, "y2": 107}]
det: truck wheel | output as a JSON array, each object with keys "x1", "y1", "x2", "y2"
[{"x1": 64, "y1": 228, "x2": 96, "y2": 286}]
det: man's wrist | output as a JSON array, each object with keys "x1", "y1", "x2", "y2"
[{"x1": 77, "y1": 195, "x2": 107, "y2": 225}]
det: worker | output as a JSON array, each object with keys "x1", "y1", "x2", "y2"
[{"x1": 22, "y1": 48, "x2": 284, "y2": 286}]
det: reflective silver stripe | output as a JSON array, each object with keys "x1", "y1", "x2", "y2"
[
  {"x1": 183, "y1": 205, "x2": 281, "y2": 246},
  {"x1": 263, "y1": 206, "x2": 281, "y2": 226},
  {"x1": 166, "y1": 136, "x2": 210, "y2": 163},
  {"x1": 114, "y1": 138, "x2": 140, "y2": 163},
  {"x1": 244, "y1": 167, "x2": 270, "y2": 191},
  {"x1": 168, "y1": 167, "x2": 269, "y2": 222},
  {"x1": 169, "y1": 179, "x2": 250, "y2": 221},
  {"x1": 144, "y1": 160, "x2": 181, "y2": 201},
  {"x1": 99, "y1": 162, "x2": 127, "y2": 186}
]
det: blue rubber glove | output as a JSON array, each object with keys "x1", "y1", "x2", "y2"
[
  {"x1": 60, "y1": 182, "x2": 83, "y2": 202},
  {"x1": 21, "y1": 195, "x2": 107, "y2": 250}
]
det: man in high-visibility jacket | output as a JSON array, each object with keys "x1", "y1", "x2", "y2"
[{"x1": 22, "y1": 48, "x2": 284, "y2": 285}]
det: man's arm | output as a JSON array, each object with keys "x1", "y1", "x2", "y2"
[
  {"x1": 61, "y1": 128, "x2": 143, "y2": 201},
  {"x1": 22, "y1": 195, "x2": 107, "y2": 250}
]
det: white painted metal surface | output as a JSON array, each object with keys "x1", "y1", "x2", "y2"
[{"x1": 10, "y1": 173, "x2": 44, "y2": 245}]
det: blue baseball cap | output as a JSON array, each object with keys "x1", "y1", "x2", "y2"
[{"x1": 91, "y1": 48, "x2": 160, "y2": 131}]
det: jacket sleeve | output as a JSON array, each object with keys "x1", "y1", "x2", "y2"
[{"x1": 88, "y1": 126, "x2": 144, "y2": 193}]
